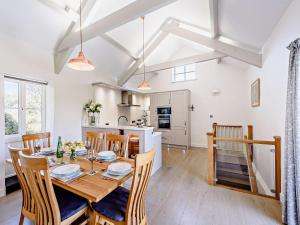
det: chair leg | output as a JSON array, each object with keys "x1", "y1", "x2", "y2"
[
  {"x1": 18, "y1": 213, "x2": 25, "y2": 225},
  {"x1": 90, "y1": 211, "x2": 99, "y2": 225}
]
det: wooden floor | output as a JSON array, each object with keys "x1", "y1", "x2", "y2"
[{"x1": 0, "y1": 147, "x2": 281, "y2": 225}]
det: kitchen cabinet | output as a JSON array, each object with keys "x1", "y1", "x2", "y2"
[
  {"x1": 161, "y1": 130, "x2": 172, "y2": 144},
  {"x1": 171, "y1": 128, "x2": 188, "y2": 146},
  {"x1": 149, "y1": 94, "x2": 158, "y2": 115},
  {"x1": 156, "y1": 92, "x2": 171, "y2": 106},
  {"x1": 150, "y1": 115, "x2": 157, "y2": 128},
  {"x1": 171, "y1": 91, "x2": 188, "y2": 127},
  {"x1": 149, "y1": 92, "x2": 171, "y2": 114}
]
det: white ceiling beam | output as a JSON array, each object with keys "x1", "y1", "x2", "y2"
[
  {"x1": 54, "y1": 0, "x2": 97, "y2": 74},
  {"x1": 118, "y1": 30, "x2": 170, "y2": 86},
  {"x1": 209, "y1": 0, "x2": 218, "y2": 38},
  {"x1": 101, "y1": 34, "x2": 137, "y2": 60},
  {"x1": 57, "y1": 0, "x2": 177, "y2": 52},
  {"x1": 37, "y1": 0, "x2": 79, "y2": 22},
  {"x1": 163, "y1": 25, "x2": 262, "y2": 67},
  {"x1": 133, "y1": 52, "x2": 226, "y2": 75}
]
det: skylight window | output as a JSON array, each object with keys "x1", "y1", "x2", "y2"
[{"x1": 172, "y1": 64, "x2": 196, "y2": 82}]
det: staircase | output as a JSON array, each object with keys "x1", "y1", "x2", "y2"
[
  {"x1": 5, "y1": 175, "x2": 20, "y2": 194},
  {"x1": 216, "y1": 149, "x2": 251, "y2": 190}
]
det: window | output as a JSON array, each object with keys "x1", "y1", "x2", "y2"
[
  {"x1": 172, "y1": 64, "x2": 196, "y2": 82},
  {"x1": 4, "y1": 78, "x2": 46, "y2": 136}
]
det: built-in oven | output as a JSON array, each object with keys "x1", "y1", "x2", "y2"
[
  {"x1": 157, "y1": 107, "x2": 171, "y2": 115},
  {"x1": 157, "y1": 107, "x2": 171, "y2": 129},
  {"x1": 158, "y1": 115, "x2": 171, "y2": 129}
]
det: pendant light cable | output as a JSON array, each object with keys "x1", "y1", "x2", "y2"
[
  {"x1": 80, "y1": 0, "x2": 83, "y2": 52},
  {"x1": 142, "y1": 16, "x2": 145, "y2": 81}
]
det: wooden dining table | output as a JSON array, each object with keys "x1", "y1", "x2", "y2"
[
  {"x1": 7, "y1": 154, "x2": 135, "y2": 203},
  {"x1": 51, "y1": 155, "x2": 135, "y2": 203}
]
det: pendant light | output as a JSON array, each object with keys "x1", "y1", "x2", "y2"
[
  {"x1": 68, "y1": 0, "x2": 95, "y2": 71},
  {"x1": 138, "y1": 16, "x2": 151, "y2": 90}
]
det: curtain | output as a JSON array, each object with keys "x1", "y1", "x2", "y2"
[{"x1": 283, "y1": 38, "x2": 300, "y2": 225}]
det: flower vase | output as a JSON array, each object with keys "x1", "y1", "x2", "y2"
[
  {"x1": 89, "y1": 114, "x2": 96, "y2": 126},
  {"x1": 70, "y1": 150, "x2": 76, "y2": 160}
]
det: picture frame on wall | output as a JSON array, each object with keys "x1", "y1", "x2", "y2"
[{"x1": 251, "y1": 78, "x2": 260, "y2": 107}]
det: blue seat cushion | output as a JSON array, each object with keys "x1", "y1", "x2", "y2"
[
  {"x1": 91, "y1": 186, "x2": 130, "y2": 222},
  {"x1": 54, "y1": 185, "x2": 88, "y2": 221}
]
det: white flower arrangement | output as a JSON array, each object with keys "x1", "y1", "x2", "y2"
[{"x1": 84, "y1": 100, "x2": 102, "y2": 113}]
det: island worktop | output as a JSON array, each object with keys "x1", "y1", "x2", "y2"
[
  {"x1": 82, "y1": 125, "x2": 162, "y2": 174},
  {"x1": 82, "y1": 125, "x2": 154, "y2": 131}
]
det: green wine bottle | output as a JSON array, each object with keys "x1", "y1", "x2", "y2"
[{"x1": 56, "y1": 136, "x2": 63, "y2": 158}]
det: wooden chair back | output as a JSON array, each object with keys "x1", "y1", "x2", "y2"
[
  {"x1": 19, "y1": 153, "x2": 61, "y2": 225},
  {"x1": 86, "y1": 131, "x2": 104, "y2": 153},
  {"x1": 8, "y1": 147, "x2": 35, "y2": 221},
  {"x1": 105, "y1": 133, "x2": 128, "y2": 157},
  {"x1": 22, "y1": 132, "x2": 51, "y2": 152},
  {"x1": 126, "y1": 147, "x2": 156, "y2": 225}
]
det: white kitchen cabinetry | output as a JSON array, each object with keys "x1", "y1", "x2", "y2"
[
  {"x1": 149, "y1": 92, "x2": 171, "y2": 114},
  {"x1": 171, "y1": 91, "x2": 188, "y2": 127},
  {"x1": 171, "y1": 128, "x2": 187, "y2": 146},
  {"x1": 149, "y1": 90, "x2": 191, "y2": 148},
  {"x1": 161, "y1": 130, "x2": 172, "y2": 144},
  {"x1": 156, "y1": 92, "x2": 171, "y2": 106},
  {"x1": 149, "y1": 94, "x2": 157, "y2": 115}
]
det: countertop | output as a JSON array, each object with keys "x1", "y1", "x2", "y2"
[
  {"x1": 153, "y1": 132, "x2": 162, "y2": 137},
  {"x1": 82, "y1": 125, "x2": 154, "y2": 131}
]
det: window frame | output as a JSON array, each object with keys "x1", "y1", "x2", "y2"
[
  {"x1": 4, "y1": 78, "x2": 46, "y2": 141},
  {"x1": 172, "y1": 64, "x2": 197, "y2": 83}
]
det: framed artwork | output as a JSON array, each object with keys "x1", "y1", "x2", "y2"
[{"x1": 251, "y1": 78, "x2": 260, "y2": 107}]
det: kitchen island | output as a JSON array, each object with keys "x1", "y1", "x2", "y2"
[{"x1": 82, "y1": 125, "x2": 162, "y2": 175}]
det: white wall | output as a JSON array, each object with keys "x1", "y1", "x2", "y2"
[
  {"x1": 0, "y1": 33, "x2": 114, "y2": 196},
  {"x1": 126, "y1": 58, "x2": 250, "y2": 147},
  {"x1": 245, "y1": 0, "x2": 299, "y2": 194},
  {"x1": 93, "y1": 86, "x2": 146, "y2": 126}
]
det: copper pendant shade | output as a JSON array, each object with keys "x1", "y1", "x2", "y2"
[
  {"x1": 138, "y1": 16, "x2": 151, "y2": 91},
  {"x1": 68, "y1": 0, "x2": 94, "y2": 71}
]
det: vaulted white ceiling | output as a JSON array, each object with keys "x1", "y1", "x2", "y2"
[{"x1": 0, "y1": 0, "x2": 293, "y2": 81}]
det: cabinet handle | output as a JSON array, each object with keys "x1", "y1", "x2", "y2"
[
  {"x1": 185, "y1": 130, "x2": 186, "y2": 135},
  {"x1": 184, "y1": 121, "x2": 186, "y2": 126}
]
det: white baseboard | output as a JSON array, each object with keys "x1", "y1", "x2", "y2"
[
  {"x1": 191, "y1": 142, "x2": 207, "y2": 148},
  {"x1": 252, "y1": 164, "x2": 273, "y2": 196}
]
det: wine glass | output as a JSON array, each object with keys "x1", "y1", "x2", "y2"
[
  {"x1": 87, "y1": 148, "x2": 96, "y2": 176},
  {"x1": 34, "y1": 139, "x2": 41, "y2": 153},
  {"x1": 85, "y1": 140, "x2": 91, "y2": 151}
]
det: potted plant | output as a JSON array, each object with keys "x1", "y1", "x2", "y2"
[{"x1": 84, "y1": 100, "x2": 102, "y2": 126}]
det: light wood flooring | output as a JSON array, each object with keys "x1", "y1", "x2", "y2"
[{"x1": 0, "y1": 147, "x2": 281, "y2": 225}]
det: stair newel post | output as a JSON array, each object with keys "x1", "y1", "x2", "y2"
[
  {"x1": 274, "y1": 136, "x2": 281, "y2": 200},
  {"x1": 207, "y1": 132, "x2": 215, "y2": 185},
  {"x1": 247, "y1": 125, "x2": 254, "y2": 160},
  {"x1": 212, "y1": 123, "x2": 217, "y2": 145}
]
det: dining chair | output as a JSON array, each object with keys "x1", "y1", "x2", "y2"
[
  {"x1": 86, "y1": 131, "x2": 105, "y2": 153},
  {"x1": 19, "y1": 153, "x2": 89, "y2": 225},
  {"x1": 91, "y1": 147, "x2": 156, "y2": 225},
  {"x1": 8, "y1": 147, "x2": 35, "y2": 225},
  {"x1": 22, "y1": 132, "x2": 51, "y2": 152},
  {"x1": 105, "y1": 133, "x2": 129, "y2": 157}
]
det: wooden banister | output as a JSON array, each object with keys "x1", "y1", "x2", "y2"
[
  {"x1": 215, "y1": 124, "x2": 243, "y2": 128},
  {"x1": 274, "y1": 136, "x2": 281, "y2": 200},
  {"x1": 213, "y1": 137, "x2": 275, "y2": 145},
  {"x1": 207, "y1": 132, "x2": 215, "y2": 185},
  {"x1": 244, "y1": 135, "x2": 258, "y2": 193}
]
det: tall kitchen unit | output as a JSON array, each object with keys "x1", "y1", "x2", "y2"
[{"x1": 149, "y1": 90, "x2": 191, "y2": 148}]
